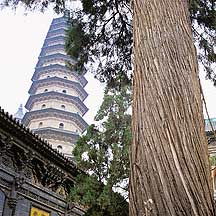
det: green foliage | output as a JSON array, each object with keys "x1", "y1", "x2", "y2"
[
  {"x1": 65, "y1": 20, "x2": 90, "y2": 73},
  {"x1": 65, "y1": 0, "x2": 132, "y2": 90},
  {"x1": 70, "y1": 175, "x2": 128, "y2": 216},
  {"x1": 210, "y1": 155, "x2": 216, "y2": 166},
  {"x1": 190, "y1": 0, "x2": 216, "y2": 84},
  {"x1": 70, "y1": 86, "x2": 131, "y2": 215},
  {"x1": 84, "y1": 192, "x2": 129, "y2": 216},
  {"x1": 1, "y1": 0, "x2": 65, "y2": 13},
  {"x1": 4, "y1": 0, "x2": 215, "y2": 87},
  {"x1": 64, "y1": 0, "x2": 215, "y2": 87},
  {"x1": 190, "y1": 0, "x2": 216, "y2": 30},
  {"x1": 69, "y1": 174, "x2": 103, "y2": 206}
]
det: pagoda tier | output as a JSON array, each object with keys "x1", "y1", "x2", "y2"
[
  {"x1": 28, "y1": 77, "x2": 88, "y2": 100},
  {"x1": 25, "y1": 91, "x2": 88, "y2": 116},
  {"x1": 22, "y1": 108, "x2": 88, "y2": 132},
  {"x1": 22, "y1": 14, "x2": 88, "y2": 158},
  {"x1": 32, "y1": 64, "x2": 87, "y2": 87},
  {"x1": 36, "y1": 53, "x2": 75, "y2": 67},
  {"x1": 43, "y1": 35, "x2": 65, "y2": 47},
  {"x1": 31, "y1": 127, "x2": 79, "y2": 158}
]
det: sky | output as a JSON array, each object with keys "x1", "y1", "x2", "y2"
[
  {"x1": 0, "y1": 6, "x2": 216, "y2": 124},
  {"x1": 0, "y1": 7, "x2": 104, "y2": 125}
]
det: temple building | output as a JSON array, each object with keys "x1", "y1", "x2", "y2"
[
  {"x1": 22, "y1": 14, "x2": 88, "y2": 158},
  {"x1": 0, "y1": 107, "x2": 85, "y2": 216}
]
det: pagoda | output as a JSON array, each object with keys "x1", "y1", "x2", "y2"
[{"x1": 22, "y1": 13, "x2": 88, "y2": 158}]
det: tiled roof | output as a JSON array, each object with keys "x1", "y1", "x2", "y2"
[{"x1": 0, "y1": 106, "x2": 82, "y2": 176}]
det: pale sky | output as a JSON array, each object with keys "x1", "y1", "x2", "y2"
[
  {"x1": 0, "y1": 6, "x2": 215, "y2": 124},
  {"x1": 0, "y1": 7, "x2": 104, "y2": 125}
]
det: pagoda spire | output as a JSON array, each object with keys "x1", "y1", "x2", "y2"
[{"x1": 14, "y1": 104, "x2": 24, "y2": 122}]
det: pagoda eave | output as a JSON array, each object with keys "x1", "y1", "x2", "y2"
[
  {"x1": 44, "y1": 35, "x2": 65, "y2": 46},
  {"x1": 40, "y1": 44, "x2": 65, "y2": 56},
  {"x1": 36, "y1": 53, "x2": 75, "y2": 67},
  {"x1": 25, "y1": 91, "x2": 88, "y2": 115},
  {"x1": 22, "y1": 108, "x2": 88, "y2": 132},
  {"x1": 46, "y1": 29, "x2": 66, "y2": 38},
  {"x1": 49, "y1": 20, "x2": 69, "y2": 31},
  {"x1": 28, "y1": 77, "x2": 88, "y2": 100},
  {"x1": 52, "y1": 16, "x2": 68, "y2": 24},
  {"x1": 32, "y1": 64, "x2": 88, "y2": 87},
  {"x1": 32, "y1": 127, "x2": 79, "y2": 143}
]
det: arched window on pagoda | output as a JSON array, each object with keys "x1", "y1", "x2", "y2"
[
  {"x1": 41, "y1": 104, "x2": 46, "y2": 109},
  {"x1": 59, "y1": 123, "x2": 64, "y2": 129}
]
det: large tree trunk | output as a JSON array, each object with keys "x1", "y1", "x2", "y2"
[{"x1": 130, "y1": 0, "x2": 215, "y2": 215}]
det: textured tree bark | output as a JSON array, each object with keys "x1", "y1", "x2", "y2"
[{"x1": 130, "y1": 0, "x2": 215, "y2": 215}]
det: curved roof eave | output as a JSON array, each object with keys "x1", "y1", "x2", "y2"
[
  {"x1": 25, "y1": 91, "x2": 88, "y2": 115},
  {"x1": 32, "y1": 64, "x2": 88, "y2": 87},
  {"x1": 0, "y1": 106, "x2": 82, "y2": 176},
  {"x1": 28, "y1": 77, "x2": 88, "y2": 100},
  {"x1": 22, "y1": 108, "x2": 88, "y2": 132}
]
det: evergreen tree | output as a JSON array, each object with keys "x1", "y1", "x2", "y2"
[
  {"x1": 70, "y1": 86, "x2": 131, "y2": 215},
  {"x1": 64, "y1": 0, "x2": 215, "y2": 87},
  {"x1": 7, "y1": 1, "x2": 215, "y2": 85}
]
